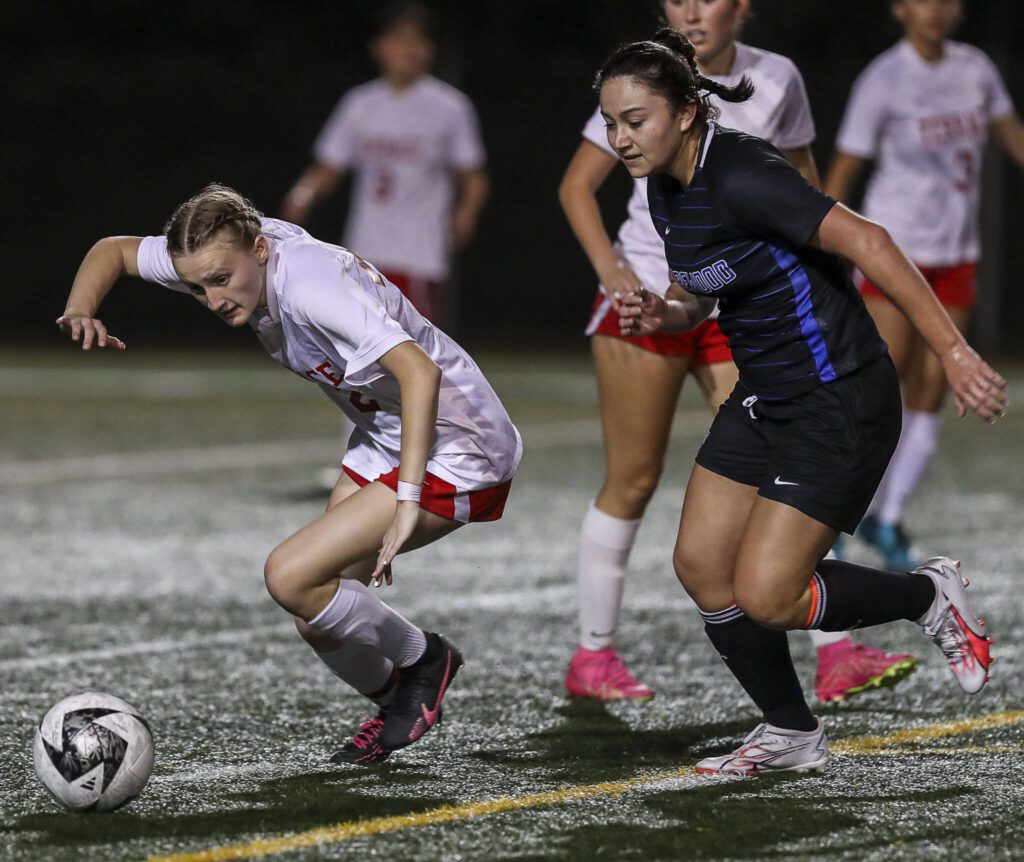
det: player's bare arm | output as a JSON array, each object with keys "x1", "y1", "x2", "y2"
[
  {"x1": 371, "y1": 340, "x2": 442, "y2": 585},
  {"x1": 989, "y1": 114, "x2": 1024, "y2": 167},
  {"x1": 814, "y1": 204, "x2": 1007, "y2": 421},
  {"x1": 451, "y1": 167, "x2": 489, "y2": 250},
  {"x1": 281, "y1": 161, "x2": 344, "y2": 224},
  {"x1": 57, "y1": 236, "x2": 141, "y2": 350},
  {"x1": 558, "y1": 140, "x2": 646, "y2": 302},
  {"x1": 780, "y1": 145, "x2": 821, "y2": 188},
  {"x1": 618, "y1": 282, "x2": 714, "y2": 336},
  {"x1": 822, "y1": 151, "x2": 867, "y2": 204}
]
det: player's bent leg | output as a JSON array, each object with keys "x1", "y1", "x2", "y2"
[
  {"x1": 565, "y1": 336, "x2": 689, "y2": 702},
  {"x1": 673, "y1": 464, "x2": 755, "y2": 609},
  {"x1": 591, "y1": 334, "x2": 689, "y2": 520}
]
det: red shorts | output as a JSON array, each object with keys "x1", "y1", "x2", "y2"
[
  {"x1": 586, "y1": 292, "x2": 732, "y2": 365},
  {"x1": 342, "y1": 466, "x2": 512, "y2": 524},
  {"x1": 857, "y1": 262, "x2": 977, "y2": 309},
  {"x1": 381, "y1": 270, "x2": 442, "y2": 323}
]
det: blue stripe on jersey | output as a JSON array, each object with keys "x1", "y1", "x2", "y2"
[{"x1": 768, "y1": 244, "x2": 837, "y2": 383}]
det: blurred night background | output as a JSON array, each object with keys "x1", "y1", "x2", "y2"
[{"x1": 3, "y1": 0, "x2": 1022, "y2": 353}]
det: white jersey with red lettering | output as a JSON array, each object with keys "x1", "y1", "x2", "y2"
[
  {"x1": 313, "y1": 75, "x2": 486, "y2": 282},
  {"x1": 582, "y1": 42, "x2": 817, "y2": 302},
  {"x1": 136, "y1": 218, "x2": 521, "y2": 490},
  {"x1": 836, "y1": 40, "x2": 1014, "y2": 266}
]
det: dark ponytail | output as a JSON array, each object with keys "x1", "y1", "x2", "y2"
[{"x1": 594, "y1": 27, "x2": 754, "y2": 122}]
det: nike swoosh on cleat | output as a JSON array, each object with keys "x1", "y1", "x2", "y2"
[{"x1": 409, "y1": 651, "x2": 453, "y2": 743}]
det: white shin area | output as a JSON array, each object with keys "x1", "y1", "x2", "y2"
[
  {"x1": 315, "y1": 641, "x2": 396, "y2": 700},
  {"x1": 576, "y1": 501, "x2": 642, "y2": 652},
  {"x1": 308, "y1": 579, "x2": 427, "y2": 668}
]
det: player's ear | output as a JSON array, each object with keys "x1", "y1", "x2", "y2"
[
  {"x1": 679, "y1": 102, "x2": 699, "y2": 134},
  {"x1": 254, "y1": 235, "x2": 269, "y2": 265}
]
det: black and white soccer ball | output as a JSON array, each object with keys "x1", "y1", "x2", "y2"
[{"x1": 33, "y1": 692, "x2": 155, "y2": 812}]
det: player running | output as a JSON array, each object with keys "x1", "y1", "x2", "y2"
[
  {"x1": 824, "y1": 0, "x2": 1024, "y2": 569},
  {"x1": 601, "y1": 29, "x2": 1004, "y2": 774},
  {"x1": 56, "y1": 184, "x2": 521, "y2": 765},
  {"x1": 559, "y1": 0, "x2": 914, "y2": 707},
  {"x1": 281, "y1": 1, "x2": 488, "y2": 327}
]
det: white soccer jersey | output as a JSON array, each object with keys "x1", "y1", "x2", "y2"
[
  {"x1": 583, "y1": 42, "x2": 817, "y2": 301},
  {"x1": 136, "y1": 219, "x2": 521, "y2": 489},
  {"x1": 314, "y1": 75, "x2": 486, "y2": 282},
  {"x1": 836, "y1": 40, "x2": 1014, "y2": 266}
]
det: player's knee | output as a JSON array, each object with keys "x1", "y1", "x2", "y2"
[
  {"x1": 734, "y1": 582, "x2": 799, "y2": 630},
  {"x1": 604, "y1": 465, "x2": 662, "y2": 516},
  {"x1": 264, "y1": 547, "x2": 304, "y2": 614},
  {"x1": 673, "y1": 542, "x2": 715, "y2": 599}
]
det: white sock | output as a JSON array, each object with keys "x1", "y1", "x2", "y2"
[
  {"x1": 315, "y1": 642, "x2": 396, "y2": 702},
  {"x1": 877, "y1": 410, "x2": 941, "y2": 526},
  {"x1": 577, "y1": 502, "x2": 642, "y2": 651},
  {"x1": 309, "y1": 580, "x2": 427, "y2": 668},
  {"x1": 807, "y1": 629, "x2": 853, "y2": 648}
]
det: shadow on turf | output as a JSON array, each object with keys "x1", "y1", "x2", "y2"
[
  {"x1": 3, "y1": 768, "x2": 453, "y2": 846},
  {"x1": 471, "y1": 699, "x2": 755, "y2": 780},
  {"x1": 490, "y1": 784, "x2": 977, "y2": 861}
]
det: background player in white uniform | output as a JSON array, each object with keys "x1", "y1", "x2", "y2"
[
  {"x1": 825, "y1": 0, "x2": 1024, "y2": 570},
  {"x1": 56, "y1": 184, "x2": 521, "y2": 766},
  {"x1": 558, "y1": 0, "x2": 913, "y2": 707},
  {"x1": 282, "y1": 2, "x2": 488, "y2": 327}
]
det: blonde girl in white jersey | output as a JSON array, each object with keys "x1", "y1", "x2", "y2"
[
  {"x1": 825, "y1": 0, "x2": 1024, "y2": 570},
  {"x1": 559, "y1": 0, "x2": 915, "y2": 707},
  {"x1": 56, "y1": 184, "x2": 521, "y2": 766}
]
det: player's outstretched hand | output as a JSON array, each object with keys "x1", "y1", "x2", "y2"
[
  {"x1": 617, "y1": 288, "x2": 667, "y2": 336},
  {"x1": 56, "y1": 314, "x2": 126, "y2": 351},
  {"x1": 942, "y1": 343, "x2": 1008, "y2": 423},
  {"x1": 372, "y1": 501, "x2": 420, "y2": 587},
  {"x1": 596, "y1": 259, "x2": 643, "y2": 309}
]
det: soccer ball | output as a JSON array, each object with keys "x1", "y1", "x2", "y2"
[{"x1": 33, "y1": 692, "x2": 155, "y2": 812}]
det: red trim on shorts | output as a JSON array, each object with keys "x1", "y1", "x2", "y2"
[
  {"x1": 587, "y1": 291, "x2": 732, "y2": 364},
  {"x1": 380, "y1": 270, "x2": 441, "y2": 322},
  {"x1": 857, "y1": 262, "x2": 977, "y2": 309},
  {"x1": 342, "y1": 466, "x2": 512, "y2": 523}
]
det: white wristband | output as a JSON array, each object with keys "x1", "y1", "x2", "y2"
[{"x1": 396, "y1": 481, "x2": 422, "y2": 503}]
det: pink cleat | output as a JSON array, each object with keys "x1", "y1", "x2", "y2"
[
  {"x1": 565, "y1": 646, "x2": 654, "y2": 701},
  {"x1": 815, "y1": 641, "x2": 917, "y2": 704}
]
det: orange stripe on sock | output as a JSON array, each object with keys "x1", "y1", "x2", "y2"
[{"x1": 804, "y1": 577, "x2": 819, "y2": 629}]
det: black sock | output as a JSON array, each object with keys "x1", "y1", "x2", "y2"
[
  {"x1": 808, "y1": 560, "x2": 936, "y2": 631},
  {"x1": 407, "y1": 631, "x2": 443, "y2": 667},
  {"x1": 701, "y1": 606, "x2": 816, "y2": 732}
]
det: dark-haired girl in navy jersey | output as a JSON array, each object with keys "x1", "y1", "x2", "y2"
[{"x1": 600, "y1": 29, "x2": 1006, "y2": 774}]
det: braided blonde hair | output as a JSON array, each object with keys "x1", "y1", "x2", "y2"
[{"x1": 164, "y1": 183, "x2": 263, "y2": 256}]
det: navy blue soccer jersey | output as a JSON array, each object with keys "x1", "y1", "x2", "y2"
[{"x1": 647, "y1": 124, "x2": 888, "y2": 400}]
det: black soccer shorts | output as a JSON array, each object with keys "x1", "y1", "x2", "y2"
[{"x1": 695, "y1": 354, "x2": 902, "y2": 534}]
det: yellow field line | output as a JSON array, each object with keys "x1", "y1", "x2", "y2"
[{"x1": 147, "y1": 709, "x2": 1024, "y2": 862}]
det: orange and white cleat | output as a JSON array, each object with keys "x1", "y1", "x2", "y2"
[
  {"x1": 915, "y1": 557, "x2": 993, "y2": 694},
  {"x1": 695, "y1": 719, "x2": 829, "y2": 776}
]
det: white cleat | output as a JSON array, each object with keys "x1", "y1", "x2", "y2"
[
  {"x1": 915, "y1": 556, "x2": 993, "y2": 694},
  {"x1": 695, "y1": 719, "x2": 828, "y2": 776}
]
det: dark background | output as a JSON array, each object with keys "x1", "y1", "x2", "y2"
[{"x1": 3, "y1": 1, "x2": 1021, "y2": 353}]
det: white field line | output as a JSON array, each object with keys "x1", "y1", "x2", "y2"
[
  {"x1": 0, "y1": 419, "x2": 698, "y2": 486},
  {"x1": 0, "y1": 586, "x2": 572, "y2": 673},
  {"x1": 0, "y1": 625, "x2": 289, "y2": 671}
]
